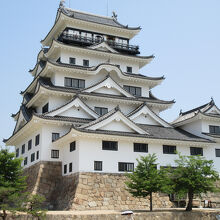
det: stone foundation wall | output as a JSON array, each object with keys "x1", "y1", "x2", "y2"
[
  {"x1": 57, "y1": 172, "x2": 172, "y2": 210},
  {"x1": 24, "y1": 162, "x2": 172, "y2": 210},
  {"x1": 23, "y1": 161, "x2": 62, "y2": 209}
]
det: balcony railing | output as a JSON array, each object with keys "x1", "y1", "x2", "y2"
[{"x1": 59, "y1": 33, "x2": 140, "y2": 55}]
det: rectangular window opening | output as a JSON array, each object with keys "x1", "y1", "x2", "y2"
[
  {"x1": 118, "y1": 162, "x2": 134, "y2": 172},
  {"x1": 64, "y1": 164, "x2": 67, "y2": 174},
  {"x1": 94, "y1": 107, "x2": 108, "y2": 116},
  {"x1": 83, "y1": 59, "x2": 89, "y2": 67},
  {"x1": 42, "y1": 103, "x2": 49, "y2": 114},
  {"x1": 69, "y1": 57, "x2": 76, "y2": 65},
  {"x1": 163, "y1": 145, "x2": 177, "y2": 154},
  {"x1": 51, "y1": 150, "x2": 59, "y2": 159},
  {"x1": 22, "y1": 144, "x2": 25, "y2": 154},
  {"x1": 64, "y1": 77, "x2": 85, "y2": 89},
  {"x1": 190, "y1": 147, "x2": 203, "y2": 156},
  {"x1": 94, "y1": 161, "x2": 102, "y2": 171},
  {"x1": 70, "y1": 141, "x2": 76, "y2": 152},
  {"x1": 35, "y1": 134, "x2": 40, "y2": 146},
  {"x1": 69, "y1": 163, "x2": 72, "y2": 172},
  {"x1": 123, "y1": 85, "x2": 141, "y2": 97},
  {"x1": 28, "y1": 140, "x2": 32, "y2": 150},
  {"x1": 102, "y1": 141, "x2": 118, "y2": 151},
  {"x1": 31, "y1": 153, "x2": 35, "y2": 162},
  {"x1": 52, "y1": 133, "x2": 60, "y2": 142},
  {"x1": 134, "y1": 143, "x2": 148, "y2": 153}
]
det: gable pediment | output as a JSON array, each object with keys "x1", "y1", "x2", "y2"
[
  {"x1": 206, "y1": 105, "x2": 220, "y2": 115},
  {"x1": 46, "y1": 97, "x2": 99, "y2": 119},
  {"x1": 129, "y1": 104, "x2": 171, "y2": 127},
  {"x1": 81, "y1": 109, "x2": 148, "y2": 134},
  {"x1": 84, "y1": 76, "x2": 134, "y2": 97}
]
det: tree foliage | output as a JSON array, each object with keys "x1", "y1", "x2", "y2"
[
  {"x1": 170, "y1": 154, "x2": 220, "y2": 211},
  {"x1": 0, "y1": 147, "x2": 46, "y2": 219},
  {"x1": 125, "y1": 154, "x2": 169, "y2": 211},
  {"x1": 0, "y1": 147, "x2": 26, "y2": 220}
]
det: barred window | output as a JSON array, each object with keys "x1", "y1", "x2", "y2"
[
  {"x1": 64, "y1": 77, "x2": 85, "y2": 89},
  {"x1": 94, "y1": 161, "x2": 102, "y2": 171},
  {"x1": 28, "y1": 140, "x2": 32, "y2": 150},
  {"x1": 70, "y1": 141, "x2": 76, "y2": 152},
  {"x1": 118, "y1": 162, "x2": 134, "y2": 172},
  {"x1": 95, "y1": 107, "x2": 108, "y2": 116},
  {"x1": 216, "y1": 149, "x2": 220, "y2": 157},
  {"x1": 31, "y1": 153, "x2": 35, "y2": 162},
  {"x1": 69, "y1": 57, "x2": 76, "y2": 65},
  {"x1": 102, "y1": 141, "x2": 118, "y2": 151},
  {"x1": 24, "y1": 157, "x2": 28, "y2": 166},
  {"x1": 36, "y1": 151, "x2": 39, "y2": 160},
  {"x1": 69, "y1": 163, "x2": 73, "y2": 172},
  {"x1": 52, "y1": 133, "x2": 60, "y2": 142},
  {"x1": 51, "y1": 150, "x2": 59, "y2": 159},
  {"x1": 123, "y1": 85, "x2": 141, "y2": 97},
  {"x1": 163, "y1": 145, "x2": 176, "y2": 154},
  {"x1": 64, "y1": 164, "x2": 67, "y2": 174},
  {"x1": 22, "y1": 144, "x2": 25, "y2": 154},
  {"x1": 126, "y1": 66, "x2": 132, "y2": 73},
  {"x1": 83, "y1": 59, "x2": 89, "y2": 67},
  {"x1": 134, "y1": 143, "x2": 148, "y2": 153},
  {"x1": 35, "y1": 134, "x2": 40, "y2": 146},
  {"x1": 190, "y1": 147, "x2": 203, "y2": 156},
  {"x1": 209, "y1": 125, "x2": 220, "y2": 134},
  {"x1": 16, "y1": 148, "x2": 19, "y2": 157}
]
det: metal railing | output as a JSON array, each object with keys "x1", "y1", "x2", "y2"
[{"x1": 60, "y1": 33, "x2": 140, "y2": 54}]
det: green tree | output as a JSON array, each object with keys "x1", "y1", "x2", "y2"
[
  {"x1": 170, "y1": 154, "x2": 220, "y2": 211},
  {"x1": 0, "y1": 147, "x2": 26, "y2": 220},
  {"x1": 125, "y1": 154, "x2": 169, "y2": 211}
]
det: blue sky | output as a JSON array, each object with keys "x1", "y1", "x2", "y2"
[{"x1": 1, "y1": 0, "x2": 220, "y2": 148}]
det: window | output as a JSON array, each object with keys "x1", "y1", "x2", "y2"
[
  {"x1": 31, "y1": 153, "x2": 35, "y2": 162},
  {"x1": 94, "y1": 161, "x2": 102, "y2": 171},
  {"x1": 35, "y1": 134, "x2": 40, "y2": 146},
  {"x1": 36, "y1": 151, "x2": 39, "y2": 160},
  {"x1": 16, "y1": 148, "x2": 19, "y2": 157},
  {"x1": 216, "y1": 149, "x2": 220, "y2": 157},
  {"x1": 123, "y1": 85, "x2": 141, "y2": 97},
  {"x1": 69, "y1": 163, "x2": 72, "y2": 172},
  {"x1": 42, "y1": 103, "x2": 49, "y2": 113},
  {"x1": 64, "y1": 77, "x2": 85, "y2": 89},
  {"x1": 22, "y1": 144, "x2": 25, "y2": 154},
  {"x1": 94, "y1": 107, "x2": 108, "y2": 116},
  {"x1": 83, "y1": 59, "x2": 89, "y2": 67},
  {"x1": 70, "y1": 141, "x2": 76, "y2": 152},
  {"x1": 28, "y1": 140, "x2": 32, "y2": 150},
  {"x1": 134, "y1": 143, "x2": 148, "y2": 153},
  {"x1": 51, "y1": 150, "x2": 59, "y2": 158},
  {"x1": 102, "y1": 141, "x2": 118, "y2": 151},
  {"x1": 64, "y1": 164, "x2": 67, "y2": 174},
  {"x1": 163, "y1": 145, "x2": 176, "y2": 154},
  {"x1": 118, "y1": 162, "x2": 134, "y2": 172},
  {"x1": 126, "y1": 66, "x2": 132, "y2": 73},
  {"x1": 56, "y1": 57, "x2": 61, "y2": 63},
  {"x1": 209, "y1": 125, "x2": 220, "y2": 134},
  {"x1": 190, "y1": 147, "x2": 203, "y2": 156},
  {"x1": 69, "y1": 57, "x2": 76, "y2": 65},
  {"x1": 52, "y1": 133, "x2": 60, "y2": 142},
  {"x1": 24, "y1": 157, "x2": 28, "y2": 166}
]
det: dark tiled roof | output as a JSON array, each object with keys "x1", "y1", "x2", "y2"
[
  {"x1": 61, "y1": 8, "x2": 141, "y2": 30},
  {"x1": 138, "y1": 124, "x2": 212, "y2": 143},
  {"x1": 172, "y1": 99, "x2": 220, "y2": 125},
  {"x1": 38, "y1": 77, "x2": 174, "y2": 105},
  {"x1": 36, "y1": 114, "x2": 93, "y2": 124},
  {"x1": 73, "y1": 124, "x2": 213, "y2": 143}
]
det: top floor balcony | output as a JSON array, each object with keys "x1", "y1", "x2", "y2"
[{"x1": 58, "y1": 32, "x2": 140, "y2": 55}]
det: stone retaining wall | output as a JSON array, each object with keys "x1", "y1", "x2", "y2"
[{"x1": 24, "y1": 162, "x2": 172, "y2": 210}]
